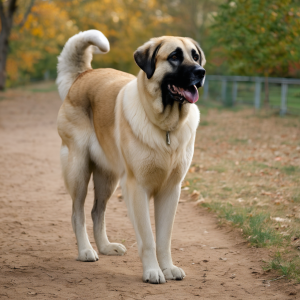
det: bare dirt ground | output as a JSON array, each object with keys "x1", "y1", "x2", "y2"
[{"x1": 0, "y1": 85, "x2": 299, "y2": 299}]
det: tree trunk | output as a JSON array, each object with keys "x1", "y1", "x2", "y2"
[
  {"x1": 264, "y1": 75, "x2": 269, "y2": 109},
  {"x1": 0, "y1": 31, "x2": 9, "y2": 90},
  {"x1": 0, "y1": 0, "x2": 18, "y2": 90}
]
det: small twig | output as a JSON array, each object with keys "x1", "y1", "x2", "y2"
[
  {"x1": 130, "y1": 242, "x2": 137, "y2": 248},
  {"x1": 258, "y1": 275, "x2": 286, "y2": 283},
  {"x1": 268, "y1": 275, "x2": 286, "y2": 282}
]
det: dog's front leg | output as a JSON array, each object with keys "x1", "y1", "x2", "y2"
[
  {"x1": 122, "y1": 178, "x2": 165, "y2": 284},
  {"x1": 154, "y1": 184, "x2": 186, "y2": 280}
]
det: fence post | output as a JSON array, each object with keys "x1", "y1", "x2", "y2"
[
  {"x1": 203, "y1": 77, "x2": 209, "y2": 100},
  {"x1": 221, "y1": 78, "x2": 227, "y2": 104},
  {"x1": 254, "y1": 77, "x2": 261, "y2": 110},
  {"x1": 232, "y1": 80, "x2": 238, "y2": 105},
  {"x1": 280, "y1": 83, "x2": 288, "y2": 116}
]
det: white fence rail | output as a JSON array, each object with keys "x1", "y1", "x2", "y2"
[{"x1": 203, "y1": 75, "x2": 300, "y2": 115}]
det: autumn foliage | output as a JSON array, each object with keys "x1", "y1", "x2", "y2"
[{"x1": 2, "y1": 0, "x2": 300, "y2": 87}]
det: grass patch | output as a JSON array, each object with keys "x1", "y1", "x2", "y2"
[
  {"x1": 187, "y1": 106, "x2": 300, "y2": 281},
  {"x1": 251, "y1": 162, "x2": 270, "y2": 169},
  {"x1": 244, "y1": 214, "x2": 282, "y2": 247},
  {"x1": 264, "y1": 252, "x2": 300, "y2": 281},
  {"x1": 200, "y1": 120, "x2": 210, "y2": 126},
  {"x1": 202, "y1": 202, "x2": 283, "y2": 247},
  {"x1": 280, "y1": 165, "x2": 300, "y2": 176},
  {"x1": 230, "y1": 138, "x2": 248, "y2": 144},
  {"x1": 292, "y1": 189, "x2": 300, "y2": 203},
  {"x1": 208, "y1": 165, "x2": 227, "y2": 173},
  {"x1": 222, "y1": 186, "x2": 232, "y2": 192}
]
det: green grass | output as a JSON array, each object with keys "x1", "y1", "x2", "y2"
[
  {"x1": 292, "y1": 189, "x2": 300, "y2": 203},
  {"x1": 264, "y1": 252, "x2": 300, "y2": 281},
  {"x1": 244, "y1": 214, "x2": 283, "y2": 247},
  {"x1": 207, "y1": 165, "x2": 227, "y2": 173},
  {"x1": 202, "y1": 201, "x2": 300, "y2": 281},
  {"x1": 199, "y1": 120, "x2": 210, "y2": 126},
  {"x1": 280, "y1": 165, "x2": 300, "y2": 176},
  {"x1": 202, "y1": 202, "x2": 283, "y2": 247},
  {"x1": 229, "y1": 138, "x2": 248, "y2": 144}
]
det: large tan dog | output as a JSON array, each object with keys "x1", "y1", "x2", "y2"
[{"x1": 56, "y1": 30, "x2": 206, "y2": 284}]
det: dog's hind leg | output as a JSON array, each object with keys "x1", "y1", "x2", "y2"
[
  {"x1": 61, "y1": 144, "x2": 98, "y2": 262},
  {"x1": 91, "y1": 168, "x2": 127, "y2": 256},
  {"x1": 154, "y1": 184, "x2": 186, "y2": 280}
]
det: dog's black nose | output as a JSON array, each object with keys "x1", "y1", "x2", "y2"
[{"x1": 193, "y1": 66, "x2": 206, "y2": 77}]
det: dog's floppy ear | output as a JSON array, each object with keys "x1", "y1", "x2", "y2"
[
  {"x1": 188, "y1": 38, "x2": 206, "y2": 67},
  {"x1": 134, "y1": 41, "x2": 162, "y2": 79}
]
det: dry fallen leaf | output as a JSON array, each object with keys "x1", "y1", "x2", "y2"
[
  {"x1": 286, "y1": 214, "x2": 295, "y2": 218},
  {"x1": 189, "y1": 167, "x2": 196, "y2": 173},
  {"x1": 194, "y1": 198, "x2": 205, "y2": 206},
  {"x1": 182, "y1": 180, "x2": 190, "y2": 187},
  {"x1": 261, "y1": 191, "x2": 272, "y2": 196},
  {"x1": 190, "y1": 190, "x2": 200, "y2": 200}
]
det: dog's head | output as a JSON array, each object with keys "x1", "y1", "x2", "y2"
[{"x1": 134, "y1": 36, "x2": 206, "y2": 107}]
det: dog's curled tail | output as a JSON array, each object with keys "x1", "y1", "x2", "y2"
[{"x1": 56, "y1": 30, "x2": 110, "y2": 101}]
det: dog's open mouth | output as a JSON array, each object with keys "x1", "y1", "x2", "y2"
[{"x1": 167, "y1": 84, "x2": 199, "y2": 104}]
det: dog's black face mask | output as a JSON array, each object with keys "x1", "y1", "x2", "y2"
[
  {"x1": 161, "y1": 47, "x2": 205, "y2": 108},
  {"x1": 134, "y1": 40, "x2": 206, "y2": 108}
]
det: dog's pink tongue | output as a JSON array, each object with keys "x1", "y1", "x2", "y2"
[{"x1": 179, "y1": 85, "x2": 199, "y2": 103}]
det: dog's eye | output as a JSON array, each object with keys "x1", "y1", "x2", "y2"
[
  {"x1": 193, "y1": 55, "x2": 199, "y2": 61},
  {"x1": 171, "y1": 55, "x2": 178, "y2": 60}
]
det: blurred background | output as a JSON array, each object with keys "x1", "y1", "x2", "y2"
[{"x1": 1, "y1": 0, "x2": 300, "y2": 113}]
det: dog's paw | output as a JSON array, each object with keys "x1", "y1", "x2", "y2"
[
  {"x1": 100, "y1": 243, "x2": 127, "y2": 256},
  {"x1": 162, "y1": 265, "x2": 185, "y2": 280},
  {"x1": 143, "y1": 268, "x2": 166, "y2": 284},
  {"x1": 77, "y1": 248, "x2": 99, "y2": 262}
]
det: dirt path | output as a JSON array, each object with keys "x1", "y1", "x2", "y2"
[{"x1": 0, "y1": 88, "x2": 298, "y2": 299}]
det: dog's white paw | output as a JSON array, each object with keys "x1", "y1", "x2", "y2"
[
  {"x1": 77, "y1": 248, "x2": 99, "y2": 262},
  {"x1": 100, "y1": 243, "x2": 127, "y2": 256},
  {"x1": 143, "y1": 268, "x2": 166, "y2": 284},
  {"x1": 162, "y1": 265, "x2": 186, "y2": 280}
]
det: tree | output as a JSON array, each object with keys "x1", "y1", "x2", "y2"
[
  {"x1": 5, "y1": 0, "x2": 174, "y2": 86},
  {"x1": 212, "y1": 0, "x2": 300, "y2": 106},
  {"x1": 8, "y1": 0, "x2": 77, "y2": 86},
  {"x1": 0, "y1": 0, "x2": 34, "y2": 90},
  {"x1": 57, "y1": 0, "x2": 173, "y2": 75}
]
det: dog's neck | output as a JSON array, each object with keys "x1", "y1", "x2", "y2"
[{"x1": 137, "y1": 71, "x2": 190, "y2": 132}]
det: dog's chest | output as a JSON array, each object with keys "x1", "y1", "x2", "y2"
[{"x1": 135, "y1": 147, "x2": 190, "y2": 191}]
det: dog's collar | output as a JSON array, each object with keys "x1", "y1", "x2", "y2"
[{"x1": 166, "y1": 131, "x2": 170, "y2": 145}]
